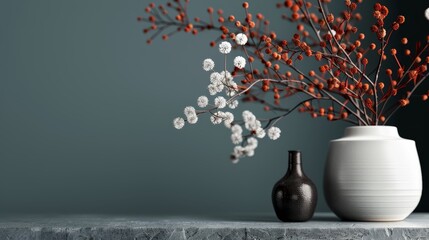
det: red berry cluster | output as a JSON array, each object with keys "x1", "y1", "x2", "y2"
[{"x1": 139, "y1": 0, "x2": 429, "y2": 126}]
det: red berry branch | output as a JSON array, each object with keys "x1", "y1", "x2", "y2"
[{"x1": 138, "y1": 0, "x2": 429, "y2": 126}]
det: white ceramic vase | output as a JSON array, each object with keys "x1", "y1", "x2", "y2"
[{"x1": 324, "y1": 126, "x2": 422, "y2": 221}]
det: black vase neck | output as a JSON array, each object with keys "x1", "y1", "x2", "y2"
[{"x1": 287, "y1": 151, "x2": 304, "y2": 177}]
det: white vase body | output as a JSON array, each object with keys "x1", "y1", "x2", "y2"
[{"x1": 324, "y1": 126, "x2": 422, "y2": 221}]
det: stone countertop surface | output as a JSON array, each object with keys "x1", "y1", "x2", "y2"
[{"x1": 0, "y1": 213, "x2": 428, "y2": 240}]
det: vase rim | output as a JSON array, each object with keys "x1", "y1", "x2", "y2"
[
  {"x1": 346, "y1": 125, "x2": 397, "y2": 129},
  {"x1": 341, "y1": 125, "x2": 402, "y2": 139}
]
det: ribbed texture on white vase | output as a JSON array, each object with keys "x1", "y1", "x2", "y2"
[{"x1": 324, "y1": 126, "x2": 422, "y2": 221}]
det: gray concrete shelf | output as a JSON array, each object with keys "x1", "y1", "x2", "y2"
[{"x1": 0, "y1": 213, "x2": 428, "y2": 239}]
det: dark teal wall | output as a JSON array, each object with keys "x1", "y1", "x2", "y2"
[
  {"x1": 0, "y1": 0, "x2": 426, "y2": 214},
  {"x1": 394, "y1": 1, "x2": 429, "y2": 212}
]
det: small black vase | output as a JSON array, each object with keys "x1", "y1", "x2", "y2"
[{"x1": 272, "y1": 151, "x2": 317, "y2": 222}]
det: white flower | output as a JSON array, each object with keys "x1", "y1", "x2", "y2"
[
  {"x1": 202, "y1": 58, "x2": 215, "y2": 71},
  {"x1": 210, "y1": 112, "x2": 223, "y2": 125},
  {"x1": 244, "y1": 148, "x2": 255, "y2": 157},
  {"x1": 173, "y1": 117, "x2": 185, "y2": 129},
  {"x1": 224, "y1": 112, "x2": 234, "y2": 123},
  {"x1": 255, "y1": 127, "x2": 266, "y2": 138},
  {"x1": 242, "y1": 111, "x2": 261, "y2": 130},
  {"x1": 187, "y1": 114, "x2": 198, "y2": 124},
  {"x1": 229, "y1": 100, "x2": 239, "y2": 109},
  {"x1": 210, "y1": 115, "x2": 221, "y2": 124},
  {"x1": 231, "y1": 133, "x2": 243, "y2": 144},
  {"x1": 214, "y1": 96, "x2": 227, "y2": 108},
  {"x1": 223, "y1": 112, "x2": 234, "y2": 128},
  {"x1": 268, "y1": 127, "x2": 281, "y2": 140},
  {"x1": 220, "y1": 70, "x2": 233, "y2": 83},
  {"x1": 233, "y1": 145, "x2": 245, "y2": 158},
  {"x1": 247, "y1": 137, "x2": 258, "y2": 149},
  {"x1": 234, "y1": 141, "x2": 256, "y2": 158},
  {"x1": 219, "y1": 41, "x2": 232, "y2": 54},
  {"x1": 226, "y1": 77, "x2": 235, "y2": 85},
  {"x1": 329, "y1": 29, "x2": 336, "y2": 37},
  {"x1": 226, "y1": 87, "x2": 237, "y2": 97},
  {"x1": 233, "y1": 56, "x2": 246, "y2": 69},
  {"x1": 242, "y1": 110, "x2": 256, "y2": 123},
  {"x1": 218, "y1": 111, "x2": 226, "y2": 117},
  {"x1": 235, "y1": 33, "x2": 248, "y2": 45},
  {"x1": 245, "y1": 120, "x2": 261, "y2": 131},
  {"x1": 231, "y1": 158, "x2": 240, "y2": 164},
  {"x1": 425, "y1": 8, "x2": 429, "y2": 20},
  {"x1": 184, "y1": 106, "x2": 198, "y2": 124},
  {"x1": 231, "y1": 124, "x2": 243, "y2": 134},
  {"x1": 214, "y1": 81, "x2": 224, "y2": 93},
  {"x1": 197, "y1": 96, "x2": 209, "y2": 108},
  {"x1": 229, "y1": 81, "x2": 238, "y2": 90},
  {"x1": 184, "y1": 106, "x2": 196, "y2": 118},
  {"x1": 208, "y1": 84, "x2": 217, "y2": 95},
  {"x1": 210, "y1": 72, "x2": 222, "y2": 83}
]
